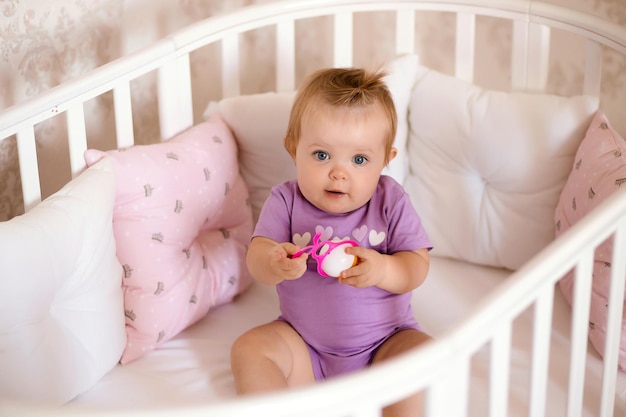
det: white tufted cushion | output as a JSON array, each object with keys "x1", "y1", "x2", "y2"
[{"x1": 405, "y1": 65, "x2": 599, "y2": 270}]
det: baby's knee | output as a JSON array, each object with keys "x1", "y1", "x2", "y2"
[
  {"x1": 231, "y1": 325, "x2": 281, "y2": 362},
  {"x1": 231, "y1": 330, "x2": 260, "y2": 360}
]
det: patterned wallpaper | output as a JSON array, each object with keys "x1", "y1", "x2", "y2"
[{"x1": 0, "y1": 0, "x2": 625, "y2": 220}]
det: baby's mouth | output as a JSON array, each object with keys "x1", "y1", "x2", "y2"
[{"x1": 326, "y1": 189, "x2": 346, "y2": 197}]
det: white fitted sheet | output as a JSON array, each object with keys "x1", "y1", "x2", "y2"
[{"x1": 63, "y1": 256, "x2": 625, "y2": 416}]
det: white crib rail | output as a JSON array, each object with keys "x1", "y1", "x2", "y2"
[{"x1": 1, "y1": 1, "x2": 626, "y2": 417}]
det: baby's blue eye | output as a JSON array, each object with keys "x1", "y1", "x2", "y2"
[
  {"x1": 353, "y1": 155, "x2": 367, "y2": 165},
  {"x1": 315, "y1": 151, "x2": 329, "y2": 161}
]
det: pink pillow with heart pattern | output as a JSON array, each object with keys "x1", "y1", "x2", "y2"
[
  {"x1": 85, "y1": 114, "x2": 253, "y2": 364},
  {"x1": 554, "y1": 109, "x2": 626, "y2": 371}
]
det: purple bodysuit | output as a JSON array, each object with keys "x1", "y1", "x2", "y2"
[{"x1": 253, "y1": 175, "x2": 432, "y2": 380}]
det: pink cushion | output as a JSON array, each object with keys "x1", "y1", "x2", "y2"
[
  {"x1": 85, "y1": 114, "x2": 253, "y2": 364},
  {"x1": 554, "y1": 109, "x2": 626, "y2": 371}
]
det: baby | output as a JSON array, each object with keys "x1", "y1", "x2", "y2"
[{"x1": 231, "y1": 67, "x2": 432, "y2": 416}]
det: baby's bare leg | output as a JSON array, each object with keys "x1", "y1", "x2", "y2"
[
  {"x1": 372, "y1": 329, "x2": 432, "y2": 417},
  {"x1": 231, "y1": 321, "x2": 316, "y2": 394}
]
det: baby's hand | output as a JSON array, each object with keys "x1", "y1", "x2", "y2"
[
  {"x1": 268, "y1": 242, "x2": 309, "y2": 281},
  {"x1": 337, "y1": 246, "x2": 386, "y2": 288}
]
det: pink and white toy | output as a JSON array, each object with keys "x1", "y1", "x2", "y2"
[{"x1": 292, "y1": 232, "x2": 358, "y2": 278}]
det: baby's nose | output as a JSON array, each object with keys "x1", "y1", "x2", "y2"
[{"x1": 329, "y1": 165, "x2": 348, "y2": 180}]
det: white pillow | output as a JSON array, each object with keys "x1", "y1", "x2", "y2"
[
  {"x1": 382, "y1": 53, "x2": 418, "y2": 182},
  {"x1": 405, "y1": 65, "x2": 599, "y2": 270},
  {"x1": 0, "y1": 158, "x2": 125, "y2": 405},
  {"x1": 205, "y1": 91, "x2": 296, "y2": 222},
  {"x1": 205, "y1": 54, "x2": 419, "y2": 222}
]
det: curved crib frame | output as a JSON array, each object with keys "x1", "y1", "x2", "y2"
[{"x1": 1, "y1": 1, "x2": 626, "y2": 416}]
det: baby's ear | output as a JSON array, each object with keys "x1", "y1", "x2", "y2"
[{"x1": 387, "y1": 147, "x2": 398, "y2": 163}]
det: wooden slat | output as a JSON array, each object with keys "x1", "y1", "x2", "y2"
[
  {"x1": 511, "y1": 20, "x2": 528, "y2": 90},
  {"x1": 276, "y1": 20, "x2": 296, "y2": 92},
  {"x1": 395, "y1": 9, "x2": 415, "y2": 55},
  {"x1": 222, "y1": 34, "x2": 241, "y2": 98},
  {"x1": 567, "y1": 250, "x2": 594, "y2": 417},
  {"x1": 426, "y1": 354, "x2": 469, "y2": 417},
  {"x1": 526, "y1": 23, "x2": 551, "y2": 91},
  {"x1": 583, "y1": 39, "x2": 603, "y2": 96},
  {"x1": 512, "y1": 20, "x2": 551, "y2": 92},
  {"x1": 66, "y1": 105, "x2": 88, "y2": 177},
  {"x1": 113, "y1": 81, "x2": 135, "y2": 149},
  {"x1": 333, "y1": 12, "x2": 353, "y2": 68},
  {"x1": 528, "y1": 285, "x2": 554, "y2": 417},
  {"x1": 16, "y1": 127, "x2": 41, "y2": 211},
  {"x1": 455, "y1": 12, "x2": 476, "y2": 82},
  {"x1": 489, "y1": 323, "x2": 512, "y2": 417},
  {"x1": 599, "y1": 220, "x2": 626, "y2": 417},
  {"x1": 158, "y1": 55, "x2": 193, "y2": 140}
]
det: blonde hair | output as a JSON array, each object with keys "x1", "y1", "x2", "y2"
[{"x1": 284, "y1": 67, "x2": 397, "y2": 164}]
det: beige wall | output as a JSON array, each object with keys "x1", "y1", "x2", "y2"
[{"x1": 0, "y1": 0, "x2": 625, "y2": 220}]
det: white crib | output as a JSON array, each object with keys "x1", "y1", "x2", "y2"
[{"x1": 1, "y1": 1, "x2": 626, "y2": 416}]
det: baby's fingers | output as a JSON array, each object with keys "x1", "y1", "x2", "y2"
[
  {"x1": 339, "y1": 260, "x2": 367, "y2": 279},
  {"x1": 279, "y1": 253, "x2": 309, "y2": 280},
  {"x1": 338, "y1": 271, "x2": 371, "y2": 288},
  {"x1": 344, "y1": 245, "x2": 373, "y2": 260},
  {"x1": 281, "y1": 242, "x2": 303, "y2": 258}
]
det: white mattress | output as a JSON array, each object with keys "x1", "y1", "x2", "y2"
[{"x1": 62, "y1": 256, "x2": 625, "y2": 416}]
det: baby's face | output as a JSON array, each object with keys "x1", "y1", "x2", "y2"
[{"x1": 294, "y1": 103, "x2": 394, "y2": 214}]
